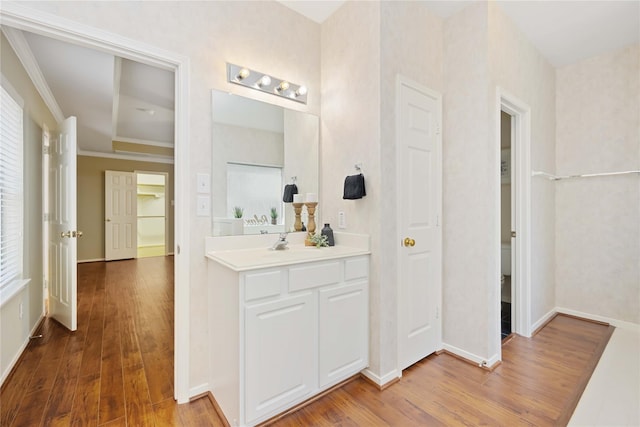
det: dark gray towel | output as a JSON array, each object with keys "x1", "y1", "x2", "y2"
[
  {"x1": 282, "y1": 184, "x2": 298, "y2": 202},
  {"x1": 343, "y1": 174, "x2": 366, "y2": 199}
]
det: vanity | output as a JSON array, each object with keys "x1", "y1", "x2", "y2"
[{"x1": 206, "y1": 233, "x2": 370, "y2": 427}]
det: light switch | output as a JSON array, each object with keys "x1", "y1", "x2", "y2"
[
  {"x1": 338, "y1": 211, "x2": 346, "y2": 229},
  {"x1": 197, "y1": 195, "x2": 210, "y2": 216},
  {"x1": 196, "y1": 173, "x2": 210, "y2": 194}
]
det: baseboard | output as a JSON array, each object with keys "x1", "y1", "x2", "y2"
[
  {"x1": 531, "y1": 308, "x2": 558, "y2": 336},
  {"x1": 555, "y1": 307, "x2": 640, "y2": 332},
  {"x1": 189, "y1": 382, "x2": 210, "y2": 400},
  {"x1": 0, "y1": 314, "x2": 44, "y2": 386},
  {"x1": 78, "y1": 258, "x2": 105, "y2": 263},
  {"x1": 360, "y1": 368, "x2": 400, "y2": 389},
  {"x1": 441, "y1": 342, "x2": 500, "y2": 370}
]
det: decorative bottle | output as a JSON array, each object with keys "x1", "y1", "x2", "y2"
[{"x1": 321, "y1": 223, "x2": 335, "y2": 246}]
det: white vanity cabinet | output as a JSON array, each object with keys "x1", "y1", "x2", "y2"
[{"x1": 208, "y1": 253, "x2": 369, "y2": 427}]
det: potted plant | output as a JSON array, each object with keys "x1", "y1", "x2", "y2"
[
  {"x1": 233, "y1": 206, "x2": 244, "y2": 218},
  {"x1": 270, "y1": 207, "x2": 278, "y2": 225}
]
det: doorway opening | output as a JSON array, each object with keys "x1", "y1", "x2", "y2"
[
  {"x1": 500, "y1": 111, "x2": 514, "y2": 340},
  {"x1": 136, "y1": 172, "x2": 169, "y2": 258}
]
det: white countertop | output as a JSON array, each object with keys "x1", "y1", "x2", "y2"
[
  {"x1": 205, "y1": 231, "x2": 370, "y2": 271},
  {"x1": 206, "y1": 244, "x2": 370, "y2": 272}
]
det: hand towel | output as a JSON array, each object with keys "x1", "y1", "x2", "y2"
[
  {"x1": 343, "y1": 174, "x2": 366, "y2": 200},
  {"x1": 282, "y1": 184, "x2": 298, "y2": 202}
]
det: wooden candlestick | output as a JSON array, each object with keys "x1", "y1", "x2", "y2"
[
  {"x1": 304, "y1": 202, "x2": 318, "y2": 246},
  {"x1": 292, "y1": 202, "x2": 304, "y2": 231}
]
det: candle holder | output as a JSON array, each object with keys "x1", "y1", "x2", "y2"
[
  {"x1": 292, "y1": 202, "x2": 304, "y2": 231},
  {"x1": 304, "y1": 202, "x2": 318, "y2": 246}
]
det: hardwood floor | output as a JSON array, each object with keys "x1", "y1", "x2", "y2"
[
  {"x1": 0, "y1": 257, "x2": 223, "y2": 427},
  {"x1": 1, "y1": 256, "x2": 613, "y2": 426},
  {"x1": 269, "y1": 315, "x2": 613, "y2": 426}
]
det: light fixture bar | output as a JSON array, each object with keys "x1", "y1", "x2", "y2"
[{"x1": 227, "y1": 63, "x2": 308, "y2": 104}]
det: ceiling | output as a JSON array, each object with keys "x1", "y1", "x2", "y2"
[
  {"x1": 279, "y1": 0, "x2": 640, "y2": 67},
  {"x1": 3, "y1": 1, "x2": 637, "y2": 163}
]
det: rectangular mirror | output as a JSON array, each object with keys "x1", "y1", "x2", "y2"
[{"x1": 211, "y1": 90, "x2": 319, "y2": 236}]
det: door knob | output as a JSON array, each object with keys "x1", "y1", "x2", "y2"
[
  {"x1": 77, "y1": 231, "x2": 83, "y2": 238},
  {"x1": 105, "y1": 218, "x2": 111, "y2": 222},
  {"x1": 403, "y1": 237, "x2": 416, "y2": 247},
  {"x1": 60, "y1": 231, "x2": 71, "y2": 238}
]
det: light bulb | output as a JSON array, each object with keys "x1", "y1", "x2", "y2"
[
  {"x1": 278, "y1": 81, "x2": 290, "y2": 92},
  {"x1": 258, "y1": 75, "x2": 271, "y2": 87},
  {"x1": 237, "y1": 68, "x2": 250, "y2": 80},
  {"x1": 296, "y1": 85, "x2": 308, "y2": 97}
]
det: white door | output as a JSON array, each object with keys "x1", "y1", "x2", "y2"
[
  {"x1": 48, "y1": 117, "x2": 78, "y2": 331},
  {"x1": 105, "y1": 170, "x2": 137, "y2": 261},
  {"x1": 397, "y1": 77, "x2": 442, "y2": 371}
]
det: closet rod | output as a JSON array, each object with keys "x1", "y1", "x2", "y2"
[{"x1": 532, "y1": 170, "x2": 640, "y2": 181}]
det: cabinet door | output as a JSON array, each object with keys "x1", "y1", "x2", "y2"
[
  {"x1": 318, "y1": 281, "x2": 369, "y2": 388},
  {"x1": 245, "y1": 292, "x2": 317, "y2": 423}
]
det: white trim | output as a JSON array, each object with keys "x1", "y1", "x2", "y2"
[
  {"x1": 77, "y1": 258, "x2": 106, "y2": 264},
  {"x1": 531, "y1": 308, "x2": 557, "y2": 334},
  {"x1": 113, "y1": 136, "x2": 175, "y2": 148},
  {"x1": 556, "y1": 307, "x2": 640, "y2": 332},
  {"x1": 441, "y1": 342, "x2": 496, "y2": 367},
  {"x1": 0, "y1": 312, "x2": 44, "y2": 386},
  {"x1": 360, "y1": 368, "x2": 400, "y2": 387},
  {"x1": 189, "y1": 382, "x2": 210, "y2": 398},
  {"x1": 0, "y1": 73, "x2": 24, "y2": 109},
  {"x1": 1, "y1": 26, "x2": 65, "y2": 123},
  {"x1": 78, "y1": 149, "x2": 174, "y2": 164},
  {"x1": 0, "y1": 279, "x2": 30, "y2": 308},
  {"x1": 497, "y1": 88, "x2": 533, "y2": 364},
  {"x1": 0, "y1": 2, "x2": 192, "y2": 404},
  {"x1": 395, "y1": 74, "x2": 443, "y2": 374}
]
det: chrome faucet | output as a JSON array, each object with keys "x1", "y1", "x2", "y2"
[{"x1": 271, "y1": 232, "x2": 289, "y2": 250}]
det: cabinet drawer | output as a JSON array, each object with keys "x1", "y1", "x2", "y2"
[
  {"x1": 244, "y1": 270, "x2": 282, "y2": 301},
  {"x1": 289, "y1": 261, "x2": 341, "y2": 292},
  {"x1": 345, "y1": 257, "x2": 369, "y2": 281}
]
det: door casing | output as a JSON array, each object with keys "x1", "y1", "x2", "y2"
[{"x1": 1, "y1": 3, "x2": 192, "y2": 403}]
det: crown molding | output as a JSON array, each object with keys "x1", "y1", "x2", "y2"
[
  {"x1": 78, "y1": 149, "x2": 174, "y2": 164},
  {"x1": 1, "y1": 26, "x2": 65, "y2": 123}
]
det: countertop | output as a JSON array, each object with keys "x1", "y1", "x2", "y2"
[{"x1": 206, "y1": 244, "x2": 370, "y2": 272}]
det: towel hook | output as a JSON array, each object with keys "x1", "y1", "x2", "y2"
[
  {"x1": 291, "y1": 176, "x2": 297, "y2": 184},
  {"x1": 355, "y1": 163, "x2": 363, "y2": 174}
]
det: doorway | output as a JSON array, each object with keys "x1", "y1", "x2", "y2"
[
  {"x1": 2, "y1": 3, "x2": 191, "y2": 402},
  {"x1": 500, "y1": 111, "x2": 514, "y2": 339},
  {"x1": 136, "y1": 171, "x2": 169, "y2": 257}
]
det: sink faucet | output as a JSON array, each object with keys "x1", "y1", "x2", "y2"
[{"x1": 271, "y1": 232, "x2": 289, "y2": 250}]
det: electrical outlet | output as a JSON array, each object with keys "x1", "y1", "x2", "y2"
[{"x1": 338, "y1": 211, "x2": 346, "y2": 229}]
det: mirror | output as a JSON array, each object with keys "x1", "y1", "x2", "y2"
[{"x1": 211, "y1": 90, "x2": 319, "y2": 236}]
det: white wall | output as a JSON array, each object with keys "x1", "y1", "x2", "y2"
[
  {"x1": 22, "y1": 0, "x2": 321, "y2": 393},
  {"x1": 556, "y1": 44, "x2": 640, "y2": 325},
  {"x1": 0, "y1": 33, "x2": 54, "y2": 384}
]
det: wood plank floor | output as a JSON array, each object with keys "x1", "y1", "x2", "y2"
[
  {"x1": 0, "y1": 257, "x2": 223, "y2": 427},
  {"x1": 1, "y1": 256, "x2": 613, "y2": 426}
]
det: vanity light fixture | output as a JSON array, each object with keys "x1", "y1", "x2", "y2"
[{"x1": 227, "y1": 63, "x2": 308, "y2": 104}]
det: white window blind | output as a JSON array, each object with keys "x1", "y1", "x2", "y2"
[{"x1": 0, "y1": 84, "x2": 24, "y2": 292}]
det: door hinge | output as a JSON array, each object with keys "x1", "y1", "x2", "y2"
[
  {"x1": 435, "y1": 306, "x2": 440, "y2": 319},
  {"x1": 43, "y1": 145, "x2": 50, "y2": 155},
  {"x1": 43, "y1": 213, "x2": 50, "y2": 222},
  {"x1": 436, "y1": 122, "x2": 441, "y2": 135},
  {"x1": 177, "y1": 245, "x2": 180, "y2": 255}
]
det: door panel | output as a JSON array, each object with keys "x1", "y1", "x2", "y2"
[
  {"x1": 105, "y1": 171, "x2": 137, "y2": 261},
  {"x1": 48, "y1": 116, "x2": 77, "y2": 331},
  {"x1": 398, "y1": 78, "x2": 442, "y2": 370}
]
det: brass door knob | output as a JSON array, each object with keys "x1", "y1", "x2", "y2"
[
  {"x1": 403, "y1": 237, "x2": 416, "y2": 247},
  {"x1": 60, "y1": 231, "x2": 71, "y2": 238},
  {"x1": 77, "y1": 231, "x2": 83, "y2": 238}
]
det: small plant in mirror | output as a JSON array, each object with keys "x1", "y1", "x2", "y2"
[
  {"x1": 270, "y1": 207, "x2": 278, "y2": 224},
  {"x1": 308, "y1": 233, "x2": 329, "y2": 248},
  {"x1": 233, "y1": 206, "x2": 244, "y2": 218}
]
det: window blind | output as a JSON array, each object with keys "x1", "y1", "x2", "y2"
[{"x1": 0, "y1": 84, "x2": 24, "y2": 291}]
